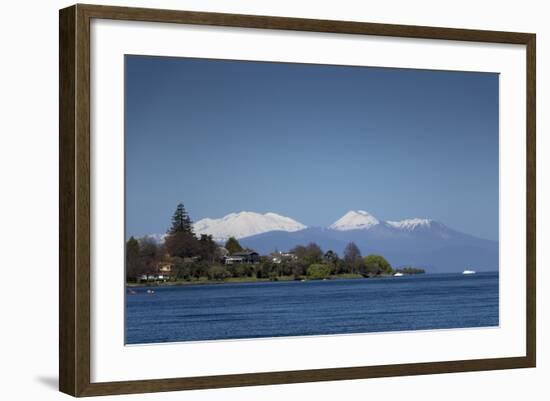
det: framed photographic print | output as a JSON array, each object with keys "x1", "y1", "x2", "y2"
[{"x1": 59, "y1": 4, "x2": 536, "y2": 397}]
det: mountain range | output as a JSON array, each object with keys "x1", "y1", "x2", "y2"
[{"x1": 149, "y1": 210, "x2": 498, "y2": 274}]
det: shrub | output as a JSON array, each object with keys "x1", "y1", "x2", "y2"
[
  {"x1": 307, "y1": 264, "x2": 332, "y2": 280},
  {"x1": 206, "y1": 265, "x2": 231, "y2": 281},
  {"x1": 362, "y1": 254, "x2": 393, "y2": 276}
]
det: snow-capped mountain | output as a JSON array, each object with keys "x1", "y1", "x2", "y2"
[
  {"x1": 193, "y1": 211, "x2": 307, "y2": 241},
  {"x1": 386, "y1": 218, "x2": 433, "y2": 231},
  {"x1": 329, "y1": 211, "x2": 436, "y2": 232},
  {"x1": 238, "y1": 210, "x2": 498, "y2": 273},
  {"x1": 138, "y1": 209, "x2": 498, "y2": 273},
  {"x1": 329, "y1": 210, "x2": 380, "y2": 231}
]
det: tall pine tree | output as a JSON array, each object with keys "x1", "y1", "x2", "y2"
[{"x1": 167, "y1": 203, "x2": 194, "y2": 235}]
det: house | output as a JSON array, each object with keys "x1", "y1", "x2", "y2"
[
  {"x1": 224, "y1": 250, "x2": 260, "y2": 265},
  {"x1": 233, "y1": 251, "x2": 260, "y2": 264},
  {"x1": 269, "y1": 251, "x2": 297, "y2": 264},
  {"x1": 158, "y1": 262, "x2": 173, "y2": 274},
  {"x1": 134, "y1": 262, "x2": 175, "y2": 283},
  {"x1": 280, "y1": 251, "x2": 298, "y2": 260},
  {"x1": 136, "y1": 272, "x2": 167, "y2": 282},
  {"x1": 155, "y1": 262, "x2": 174, "y2": 280},
  {"x1": 224, "y1": 255, "x2": 245, "y2": 265}
]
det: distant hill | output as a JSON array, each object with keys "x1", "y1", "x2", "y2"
[
  {"x1": 145, "y1": 210, "x2": 498, "y2": 274},
  {"x1": 238, "y1": 210, "x2": 498, "y2": 274}
]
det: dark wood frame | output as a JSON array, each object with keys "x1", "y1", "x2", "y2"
[{"x1": 59, "y1": 3, "x2": 536, "y2": 397}]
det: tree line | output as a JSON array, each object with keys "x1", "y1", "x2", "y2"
[
  {"x1": 126, "y1": 203, "x2": 423, "y2": 283},
  {"x1": 264, "y1": 242, "x2": 396, "y2": 280},
  {"x1": 126, "y1": 203, "x2": 222, "y2": 281}
]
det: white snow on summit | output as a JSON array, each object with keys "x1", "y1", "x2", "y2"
[
  {"x1": 144, "y1": 211, "x2": 439, "y2": 242},
  {"x1": 386, "y1": 218, "x2": 433, "y2": 231},
  {"x1": 329, "y1": 211, "x2": 435, "y2": 232},
  {"x1": 329, "y1": 210, "x2": 380, "y2": 231},
  {"x1": 193, "y1": 211, "x2": 307, "y2": 241}
]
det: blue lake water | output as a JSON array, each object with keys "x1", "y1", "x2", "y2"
[{"x1": 125, "y1": 272, "x2": 498, "y2": 344}]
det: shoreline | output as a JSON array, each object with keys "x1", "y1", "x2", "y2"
[
  {"x1": 126, "y1": 270, "x2": 498, "y2": 289},
  {"x1": 126, "y1": 272, "x2": 423, "y2": 288}
]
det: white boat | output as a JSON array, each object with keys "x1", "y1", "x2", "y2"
[
  {"x1": 462, "y1": 269, "x2": 476, "y2": 275},
  {"x1": 393, "y1": 272, "x2": 404, "y2": 277}
]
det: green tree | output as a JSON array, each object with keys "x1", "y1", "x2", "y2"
[
  {"x1": 139, "y1": 236, "x2": 161, "y2": 274},
  {"x1": 198, "y1": 234, "x2": 218, "y2": 262},
  {"x1": 343, "y1": 242, "x2": 363, "y2": 273},
  {"x1": 207, "y1": 265, "x2": 231, "y2": 281},
  {"x1": 165, "y1": 231, "x2": 198, "y2": 258},
  {"x1": 307, "y1": 264, "x2": 331, "y2": 280},
  {"x1": 323, "y1": 250, "x2": 338, "y2": 263},
  {"x1": 172, "y1": 256, "x2": 192, "y2": 280},
  {"x1": 225, "y1": 237, "x2": 243, "y2": 254},
  {"x1": 323, "y1": 250, "x2": 340, "y2": 273},
  {"x1": 257, "y1": 260, "x2": 278, "y2": 279},
  {"x1": 363, "y1": 254, "x2": 393, "y2": 276},
  {"x1": 165, "y1": 204, "x2": 200, "y2": 258},
  {"x1": 167, "y1": 203, "x2": 194, "y2": 235},
  {"x1": 126, "y1": 236, "x2": 143, "y2": 281},
  {"x1": 292, "y1": 242, "x2": 323, "y2": 265},
  {"x1": 188, "y1": 260, "x2": 209, "y2": 279}
]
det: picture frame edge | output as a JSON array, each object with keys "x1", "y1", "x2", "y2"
[{"x1": 59, "y1": 3, "x2": 537, "y2": 397}]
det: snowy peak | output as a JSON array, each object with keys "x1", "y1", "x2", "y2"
[
  {"x1": 386, "y1": 218, "x2": 433, "y2": 231},
  {"x1": 144, "y1": 211, "x2": 443, "y2": 242},
  {"x1": 328, "y1": 211, "x2": 437, "y2": 232},
  {"x1": 193, "y1": 211, "x2": 307, "y2": 241},
  {"x1": 329, "y1": 210, "x2": 380, "y2": 231}
]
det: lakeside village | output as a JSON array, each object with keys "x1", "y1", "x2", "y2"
[{"x1": 126, "y1": 204, "x2": 425, "y2": 286}]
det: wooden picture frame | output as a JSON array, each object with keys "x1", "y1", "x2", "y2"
[{"x1": 59, "y1": 3, "x2": 536, "y2": 397}]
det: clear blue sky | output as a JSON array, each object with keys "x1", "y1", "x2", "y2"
[{"x1": 125, "y1": 55, "x2": 499, "y2": 240}]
